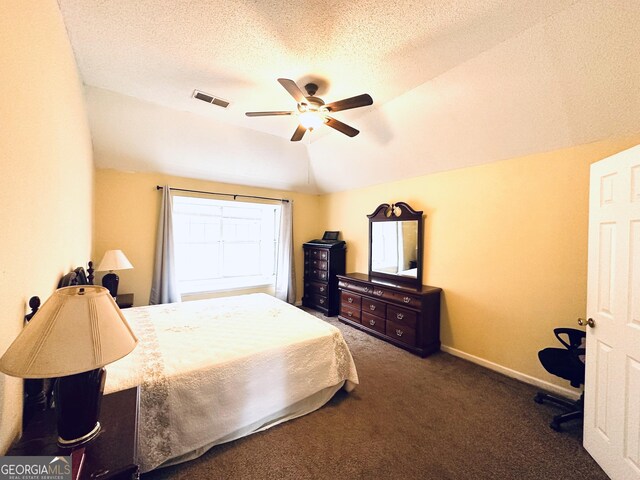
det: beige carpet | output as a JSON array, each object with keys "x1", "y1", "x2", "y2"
[{"x1": 143, "y1": 309, "x2": 607, "y2": 480}]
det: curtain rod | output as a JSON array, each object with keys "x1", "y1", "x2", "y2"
[{"x1": 156, "y1": 185, "x2": 289, "y2": 203}]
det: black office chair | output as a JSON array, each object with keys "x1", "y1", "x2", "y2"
[{"x1": 534, "y1": 328, "x2": 586, "y2": 431}]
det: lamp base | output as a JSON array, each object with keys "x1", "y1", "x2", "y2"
[
  {"x1": 55, "y1": 368, "x2": 106, "y2": 448},
  {"x1": 58, "y1": 422, "x2": 101, "y2": 448},
  {"x1": 102, "y1": 272, "x2": 119, "y2": 298}
]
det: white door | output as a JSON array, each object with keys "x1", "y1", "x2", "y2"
[{"x1": 585, "y1": 144, "x2": 640, "y2": 479}]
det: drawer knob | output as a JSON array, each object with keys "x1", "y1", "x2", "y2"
[
  {"x1": 369, "y1": 305, "x2": 376, "y2": 311},
  {"x1": 347, "y1": 297, "x2": 353, "y2": 303},
  {"x1": 397, "y1": 313, "x2": 404, "y2": 320},
  {"x1": 369, "y1": 319, "x2": 376, "y2": 326},
  {"x1": 320, "y1": 298, "x2": 325, "y2": 304},
  {"x1": 395, "y1": 329, "x2": 404, "y2": 337},
  {"x1": 320, "y1": 287, "x2": 325, "y2": 292},
  {"x1": 374, "y1": 289, "x2": 383, "y2": 297},
  {"x1": 403, "y1": 296, "x2": 411, "y2": 304},
  {"x1": 347, "y1": 311, "x2": 353, "y2": 317}
]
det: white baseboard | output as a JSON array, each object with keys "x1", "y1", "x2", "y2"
[{"x1": 440, "y1": 344, "x2": 581, "y2": 401}]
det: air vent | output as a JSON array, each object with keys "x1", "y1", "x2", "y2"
[
  {"x1": 192, "y1": 90, "x2": 230, "y2": 109},
  {"x1": 212, "y1": 98, "x2": 230, "y2": 108}
]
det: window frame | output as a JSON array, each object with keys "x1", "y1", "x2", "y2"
[{"x1": 172, "y1": 195, "x2": 281, "y2": 295}]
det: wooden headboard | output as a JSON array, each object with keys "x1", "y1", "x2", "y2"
[{"x1": 56, "y1": 261, "x2": 95, "y2": 288}]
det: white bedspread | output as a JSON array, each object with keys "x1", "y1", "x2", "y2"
[{"x1": 104, "y1": 293, "x2": 358, "y2": 472}]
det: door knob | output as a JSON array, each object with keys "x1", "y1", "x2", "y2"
[{"x1": 578, "y1": 317, "x2": 595, "y2": 328}]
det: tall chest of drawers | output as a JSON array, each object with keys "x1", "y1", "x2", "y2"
[
  {"x1": 302, "y1": 241, "x2": 346, "y2": 316},
  {"x1": 337, "y1": 272, "x2": 441, "y2": 357}
]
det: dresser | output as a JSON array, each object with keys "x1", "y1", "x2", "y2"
[
  {"x1": 302, "y1": 241, "x2": 346, "y2": 316},
  {"x1": 337, "y1": 272, "x2": 441, "y2": 357}
]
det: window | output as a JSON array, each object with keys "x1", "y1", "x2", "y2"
[{"x1": 172, "y1": 196, "x2": 281, "y2": 294}]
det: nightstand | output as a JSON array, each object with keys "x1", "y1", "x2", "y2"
[
  {"x1": 8, "y1": 387, "x2": 140, "y2": 480},
  {"x1": 116, "y1": 293, "x2": 134, "y2": 309}
]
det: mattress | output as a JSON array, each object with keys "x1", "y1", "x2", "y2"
[{"x1": 104, "y1": 293, "x2": 359, "y2": 472}]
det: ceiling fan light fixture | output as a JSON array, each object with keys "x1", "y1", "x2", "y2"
[
  {"x1": 298, "y1": 111, "x2": 325, "y2": 130},
  {"x1": 246, "y1": 78, "x2": 373, "y2": 141}
]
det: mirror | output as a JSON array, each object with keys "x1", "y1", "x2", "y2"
[
  {"x1": 371, "y1": 221, "x2": 418, "y2": 277},
  {"x1": 368, "y1": 202, "x2": 423, "y2": 287}
]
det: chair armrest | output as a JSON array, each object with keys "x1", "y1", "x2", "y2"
[{"x1": 554, "y1": 328, "x2": 586, "y2": 350}]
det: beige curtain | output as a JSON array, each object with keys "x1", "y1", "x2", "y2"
[
  {"x1": 275, "y1": 200, "x2": 296, "y2": 304},
  {"x1": 150, "y1": 185, "x2": 181, "y2": 304}
]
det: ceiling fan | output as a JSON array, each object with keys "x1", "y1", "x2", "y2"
[{"x1": 245, "y1": 78, "x2": 373, "y2": 142}]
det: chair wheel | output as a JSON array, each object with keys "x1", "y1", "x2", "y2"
[
  {"x1": 534, "y1": 393, "x2": 544, "y2": 404},
  {"x1": 550, "y1": 421, "x2": 562, "y2": 432}
]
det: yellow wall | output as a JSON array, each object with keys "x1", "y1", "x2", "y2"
[
  {"x1": 0, "y1": 1, "x2": 93, "y2": 453},
  {"x1": 320, "y1": 136, "x2": 640, "y2": 387},
  {"x1": 0, "y1": 1, "x2": 635, "y2": 458},
  {"x1": 95, "y1": 137, "x2": 640, "y2": 390},
  {"x1": 93, "y1": 169, "x2": 322, "y2": 306}
]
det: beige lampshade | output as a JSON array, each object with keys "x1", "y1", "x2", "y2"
[
  {"x1": 96, "y1": 250, "x2": 133, "y2": 272},
  {"x1": 0, "y1": 285, "x2": 138, "y2": 378}
]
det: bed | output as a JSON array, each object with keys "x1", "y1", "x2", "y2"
[
  {"x1": 32, "y1": 268, "x2": 359, "y2": 473},
  {"x1": 398, "y1": 267, "x2": 418, "y2": 277}
]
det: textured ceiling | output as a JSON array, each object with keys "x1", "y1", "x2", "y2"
[
  {"x1": 57, "y1": 0, "x2": 576, "y2": 141},
  {"x1": 56, "y1": 0, "x2": 640, "y2": 193}
]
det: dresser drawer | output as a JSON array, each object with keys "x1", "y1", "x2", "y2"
[
  {"x1": 362, "y1": 297, "x2": 386, "y2": 318},
  {"x1": 340, "y1": 291, "x2": 361, "y2": 309},
  {"x1": 310, "y1": 259, "x2": 328, "y2": 270},
  {"x1": 387, "y1": 305, "x2": 417, "y2": 329},
  {"x1": 309, "y1": 249, "x2": 329, "y2": 261},
  {"x1": 341, "y1": 304, "x2": 361, "y2": 323},
  {"x1": 366, "y1": 285, "x2": 417, "y2": 306},
  {"x1": 306, "y1": 281, "x2": 328, "y2": 296},
  {"x1": 362, "y1": 311, "x2": 385, "y2": 334},
  {"x1": 386, "y1": 290, "x2": 421, "y2": 308},
  {"x1": 309, "y1": 293, "x2": 329, "y2": 309},
  {"x1": 338, "y1": 280, "x2": 371, "y2": 296},
  {"x1": 387, "y1": 319, "x2": 417, "y2": 346},
  {"x1": 307, "y1": 269, "x2": 328, "y2": 281}
]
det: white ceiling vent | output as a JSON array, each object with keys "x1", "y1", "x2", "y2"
[{"x1": 192, "y1": 90, "x2": 230, "y2": 108}]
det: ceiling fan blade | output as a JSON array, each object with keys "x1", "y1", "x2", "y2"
[
  {"x1": 278, "y1": 78, "x2": 307, "y2": 104},
  {"x1": 290, "y1": 124, "x2": 306, "y2": 142},
  {"x1": 325, "y1": 93, "x2": 373, "y2": 112},
  {"x1": 325, "y1": 116, "x2": 359, "y2": 137},
  {"x1": 245, "y1": 111, "x2": 294, "y2": 117}
]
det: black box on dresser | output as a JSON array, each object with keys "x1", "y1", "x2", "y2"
[
  {"x1": 337, "y1": 272, "x2": 441, "y2": 357},
  {"x1": 302, "y1": 241, "x2": 346, "y2": 316}
]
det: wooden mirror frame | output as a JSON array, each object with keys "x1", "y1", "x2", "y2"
[{"x1": 367, "y1": 202, "x2": 424, "y2": 288}]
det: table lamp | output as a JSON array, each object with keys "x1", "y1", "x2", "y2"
[
  {"x1": 96, "y1": 250, "x2": 133, "y2": 298},
  {"x1": 0, "y1": 285, "x2": 137, "y2": 447}
]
